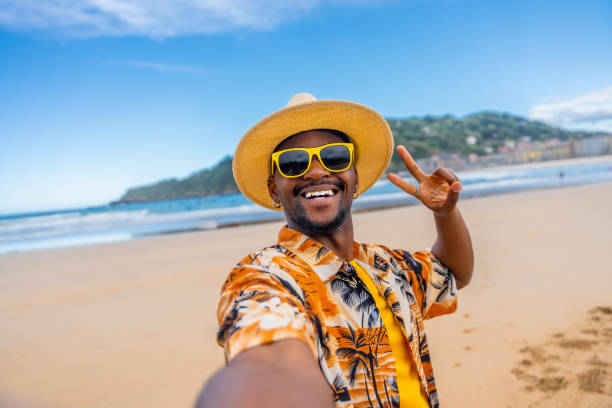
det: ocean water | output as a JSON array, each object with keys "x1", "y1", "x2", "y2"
[{"x1": 2, "y1": 157, "x2": 612, "y2": 254}]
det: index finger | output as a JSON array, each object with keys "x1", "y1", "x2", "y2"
[{"x1": 397, "y1": 146, "x2": 427, "y2": 182}]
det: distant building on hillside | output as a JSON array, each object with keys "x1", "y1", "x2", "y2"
[
  {"x1": 573, "y1": 135, "x2": 612, "y2": 156},
  {"x1": 472, "y1": 153, "x2": 508, "y2": 167},
  {"x1": 419, "y1": 153, "x2": 467, "y2": 172},
  {"x1": 420, "y1": 134, "x2": 612, "y2": 171},
  {"x1": 512, "y1": 147, "x2": 543, "y2": 163},
  {"x1": 541, "y1": 142, "x2": 572, "y2": 161}
]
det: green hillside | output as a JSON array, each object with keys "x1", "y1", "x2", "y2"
[
  {"x1": 386, "y1": 112, "x2": 596, "y2": 172},
  {"x1": 114, "y1": 112, "x2": 607, "y2": 204},
  {"x1": 115, "y1": 155, "x2": 238, "y2": 203}
]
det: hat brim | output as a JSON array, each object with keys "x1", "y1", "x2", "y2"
[{"x1": 233, "y1": 99, "x2": 394, "y2": 210}]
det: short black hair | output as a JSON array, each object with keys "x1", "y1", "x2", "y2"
[{"x1": 273, "y1": 128, "x2": 351, "y2": 152}]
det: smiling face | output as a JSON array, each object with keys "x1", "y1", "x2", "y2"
[{"x1": 268, "y1": 129, "x2": 359, "y2": 237}]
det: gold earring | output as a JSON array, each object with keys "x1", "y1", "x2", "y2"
[
  {"x1": 273, "y1": 200, "x2": 281, "y2": 208},
  {"x1": 353, "y1": 192, "x2": 359, "y2": 199}
]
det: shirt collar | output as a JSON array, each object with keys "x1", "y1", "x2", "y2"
[{"x1": 277, "y1": 225, "x2": 369, "y2": 283}]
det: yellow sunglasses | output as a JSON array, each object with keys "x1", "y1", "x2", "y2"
[{"x1": 270, "y1": 142, "x2": 355, "y2": 178}]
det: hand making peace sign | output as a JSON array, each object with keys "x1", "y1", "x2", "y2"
[{"x1": 387, "y1": 146, "x2": 462, "y2": 217}]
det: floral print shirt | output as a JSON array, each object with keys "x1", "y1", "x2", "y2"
[{"x1": 217, "y1": 226, "x2": 457, "y2": 408}]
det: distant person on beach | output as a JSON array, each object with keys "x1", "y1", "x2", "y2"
[{"x1": 196, "y1": 93, "x2": 474, "y2": 408}]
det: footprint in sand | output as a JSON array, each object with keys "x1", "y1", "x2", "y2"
[
  {"x1": 510, "y1": 305, "x2": 612, "y2": 404},
  {"x1": 578, "y1": 368, "x2": 607, "y2": 394}
]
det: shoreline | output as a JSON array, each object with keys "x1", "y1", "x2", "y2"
[
  {"x1": 2, "y1": 154, "x2": 612, "y2": 256},
  {"x1": 459, "y1": 153, "x2": 612, "y2": 173},
  {"x1": 3, "y1": 172, "x2": 611, "y2": 256},
  {"x1": 106, "y1": 154, "x2": 612, "y2": 207},
  {"x1": 105, "y1": 155, "x2": 612, "y2": 207},
  {"x1": 462, "y1": 154, "x2": 612, "y2": 172},
  {"x1": 3, "y1": 154, "x2": 611, "y2": 220}
]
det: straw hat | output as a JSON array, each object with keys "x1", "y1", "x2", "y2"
[{"x1": 233, "y1": 93, "x2": 394, "y2": 210}]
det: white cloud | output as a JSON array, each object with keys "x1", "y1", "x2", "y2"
[
  {"x1": 117, "y1": 61, "x2": 205, "y2": 74},
  {"x1": 0, "y1": 0, "x2": 358, "y2": 38},
  {"x1": 530, "y1": 86, "x2": 612, "y2": 132}
]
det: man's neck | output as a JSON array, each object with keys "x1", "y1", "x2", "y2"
[{"x1": 288, "y1": 217, "x2": 355, "y2": 261}]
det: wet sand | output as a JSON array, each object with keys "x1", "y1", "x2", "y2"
[{"x1": 1, "y1": 182, "x2": 611, "y2": 407}]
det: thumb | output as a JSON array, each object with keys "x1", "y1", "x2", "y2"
[{"x1": 443, "y1": 181, "x2": 461, "y2": 212}]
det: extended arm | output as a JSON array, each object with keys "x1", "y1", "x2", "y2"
[
  {"x1": 196, "y1": 339, "x2": 333, "y2": 408},
  {"x1": 387, "y1": 145, "x2": 474, "y2": 289},
  {"x1": 431, "y1": 209, "x2": 473, "y2": 288}
]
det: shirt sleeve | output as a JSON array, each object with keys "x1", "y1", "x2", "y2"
[
  {"x1": 216, "y1": 254, "x2": 318, "y2": 362},
  {"x1": 392, "y1": 248, "x2": 458, "y2": 320}
]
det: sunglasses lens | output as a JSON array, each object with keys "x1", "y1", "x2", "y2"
[
  {"x1": 278, "y1": 150, "x2": 310, "y2": 176},
  {"x1": 321, "y1": 145, "x2": 352, "y2": 171}
]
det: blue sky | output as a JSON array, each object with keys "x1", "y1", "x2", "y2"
[{"x1": 1, "y1": 0, "x2": 611, "y2": 214}]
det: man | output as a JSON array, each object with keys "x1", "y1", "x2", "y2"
[{"x1": 197, "y1": 93, "x2": 473, "y2": 408}]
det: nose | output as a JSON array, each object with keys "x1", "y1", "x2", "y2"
[{"x1": 304, "y1": 156, "x2": 330, "y2": 180}]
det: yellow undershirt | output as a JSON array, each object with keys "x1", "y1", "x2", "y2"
[{"x1": 350, "y1": 261, "x2": 430, "y2": 408}]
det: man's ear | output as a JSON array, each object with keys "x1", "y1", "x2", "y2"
[
  {"x1": 267, "y1": 175, "x2": 279, "y2": 203},
  {"x1": 353, "y1": 167, "x2": 360, "y2": 195}
]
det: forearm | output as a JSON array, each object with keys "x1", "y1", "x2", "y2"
[
  {"x1": 195, "y1": 340, "x2": 333, "y2": 408},
  {"x1": 431, "y1": 208, "x2": 474, "y2": 289}
]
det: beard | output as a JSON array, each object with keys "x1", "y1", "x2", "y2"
[
  {"x1": 281, "y1": 179, "x2": 352, "y2": 237},
  {"x1": 292, "y1": 201, "x2": 349, "y2": 236}
]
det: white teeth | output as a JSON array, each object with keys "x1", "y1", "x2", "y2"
[{"x1": 304, "y1": 189, "x2": 334, "y2": 199}]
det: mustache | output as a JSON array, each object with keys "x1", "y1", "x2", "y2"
[{"x1": 293, "y1": 180, "x2": 345, "y2": 197}]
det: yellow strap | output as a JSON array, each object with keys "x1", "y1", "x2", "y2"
[{"x1": 350, "y1": 260, "x2": 429, "y2": 408}]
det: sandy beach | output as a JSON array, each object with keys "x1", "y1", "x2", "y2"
[{"x1": 1, "y1": 182, "x2": 611, "y2": 408}]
